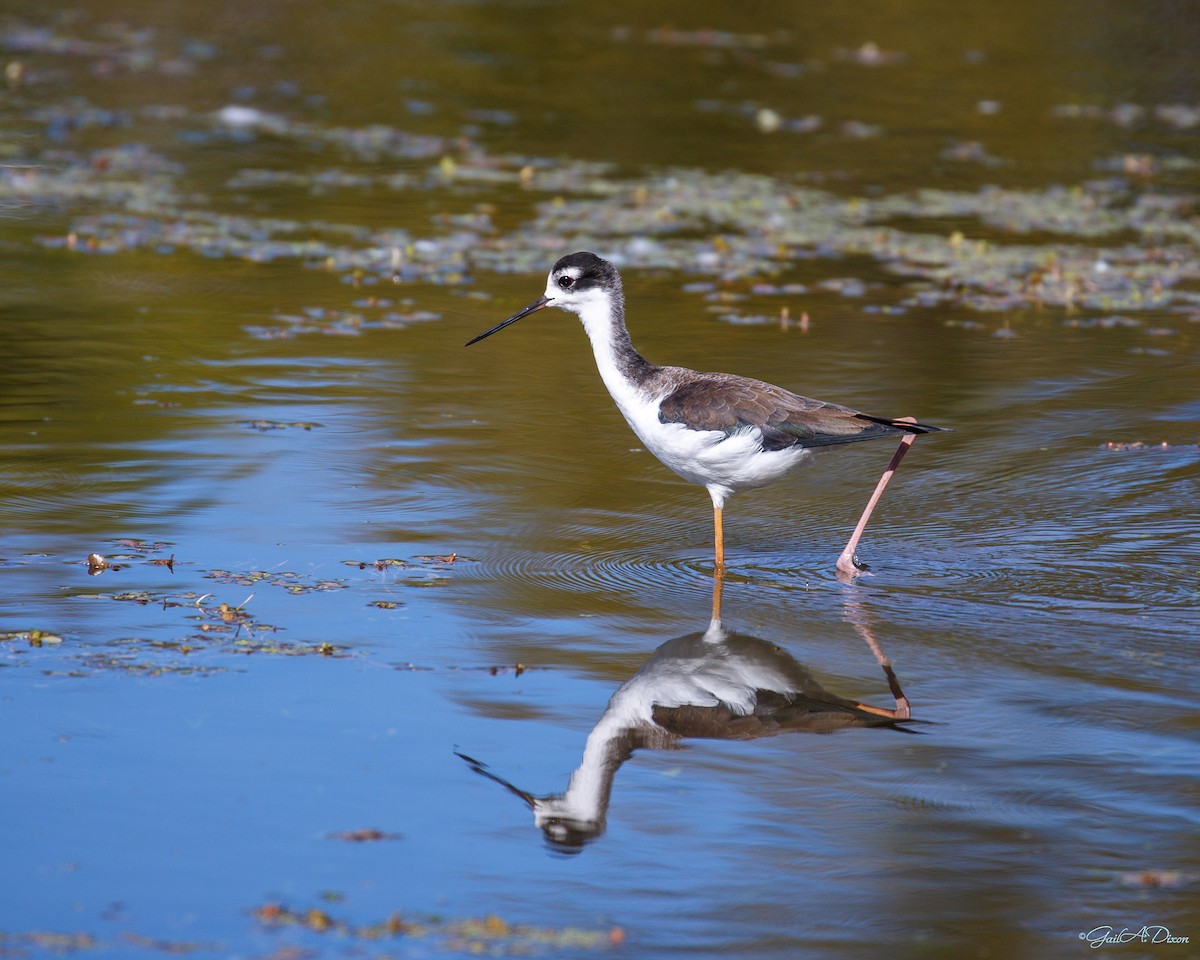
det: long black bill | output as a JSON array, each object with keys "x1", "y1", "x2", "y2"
[
  {"x1": 465, "y1": 295, "x2": 552, "y2": 346},
  {"x1": 454, "y1": 751, "x2": 538, "y2": 809}
]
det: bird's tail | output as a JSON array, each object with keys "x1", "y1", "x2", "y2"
[{"x1": 855, "y1": 414, "x2": 949, "y2": 435}]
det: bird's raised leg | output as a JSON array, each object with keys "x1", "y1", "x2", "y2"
[{"x1": 836, "y1": 420, "x2": 919, "y2": 577}]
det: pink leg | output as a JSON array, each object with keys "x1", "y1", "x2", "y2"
[{"x1": 836, "y1": 421, "x2": 918, "y2": 576}]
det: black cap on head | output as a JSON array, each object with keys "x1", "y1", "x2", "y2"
[{"x1": 550, "y1": 251, "x2": 620, "y2": 292}]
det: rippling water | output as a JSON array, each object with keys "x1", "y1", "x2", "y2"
[{"x1": 2, "y1": 0, "x2": 1199, "y2": 958}]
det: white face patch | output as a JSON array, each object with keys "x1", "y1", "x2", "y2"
[
  {"x1": 544, "y1": 269, "x2": 608, "y2": 320},
  {"x1": 545, "y1": 267, "x2": 582, "y2": 295}
]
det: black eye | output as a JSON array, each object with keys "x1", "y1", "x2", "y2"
[{"x1": 558, "y1": 275, "x2": 575, "y2": 289}]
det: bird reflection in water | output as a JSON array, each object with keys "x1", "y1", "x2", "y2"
[{"x1": 458, "y1": 579, "x2": 913, "y2": 853}]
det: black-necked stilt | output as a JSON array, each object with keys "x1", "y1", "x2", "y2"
[{"x1": 467, "y1": 252, "x2": 945, "y2": 575}]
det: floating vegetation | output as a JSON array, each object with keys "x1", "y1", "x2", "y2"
[
  {"x1": 832, "y1": 41, "x2": 907, "y2": 66},
  {"x1": 940, "y1": 140, "x2": 1006, "y2": 167},
  {"x1": 344, "y1": 554, "x2": 470, "y2": 578},
  {"x1": 1052, "y1": 101, "x2": 1200, "y2": 130},
  {"x1": 838, "y1": 119, "x2": 884, "y2": 139},
  {"x1": 4, "y1": 83, "x2": 1196, "y2": 323},
  {"x1": 750, "y1": 281, "x2": 810, "y2": 296},
  {"x1": 415, "y1": 553, "x2": 461, "y2": 564},
  {"x1": 239, "y1": 419, "x2": 324, "y2": 431},
  {"x1": 76, "y1": 590, "x2": 341, "y2": 668},
  {"x1": 110, "y1": 590, "x2": 154, "y2": 604},
  {"x1": 714, "y1": 311, "x2": 788, "y2": 327},
  {"x1": 3, "y1": 540, "x2": 477, "y2": 676},
  {"x1": 1115, "y1": 869, "x2": 1196, "y2": 888},
  {"x1": 0, "y1": 931, "x2": 97, "y2": 954},
  {"x1": 817, "y1": 277, "x2": 870, "y2": 297},
  {"x1": 613, "y1": 25, "x2": 785, "y2": 50},
  {"x1": 329, "y1": 828, "x2": 402, "y2": 842},
  {"x1": 694, "y1": 98, "x2": 824, "y2": 135},
  {"x1": 247, "y1": 304, "x2": 441, "y2": 340},
  {"x1": 85, "y1": 552, "x2": 112, "y2": 574},
  {"x1": 205, "y1": 568, "x2": 346, "y2": 594},
  {"x1": 1065, "y1": 314, "x2": 1143, "y2": 330},
  {"x1": 1101, "y1": 441, "x2": 1199, "y2": 452},
  {"x1": 1, "y1": 629, "x2": 65, "y2": 647},
  {"x1": 3, "y1": 568, "x2": 356, "y2": 672},
  {"x1": 70, "y1": 640, "x2": 227, "y2": 678},
  {"x1": 119, "y1": 931, "x2": 220, "y2": 954},
  {"x1": 250, "y1": 901, "x2": 624, "y2": 952},
  {"x1": 82, "y1": 540, "x2": 176, "y2": 575},
  {"x1": 345, "y1": 557, "x2": 407, "y2": 570},
  {"x1": 3, "y1": 13, "x2": 1200, "y2": 335}
]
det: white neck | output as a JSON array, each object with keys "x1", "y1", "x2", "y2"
[
  {"x1": 566, "y1": 295, "x2": 661, "y2": 442},
  {"x1": 578, "y1": 299, "x2": 628, "y2": 389}
]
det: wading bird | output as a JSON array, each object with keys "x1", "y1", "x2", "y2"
[{"x1": 467, "y1": 252, "x2": 944, "y2": 575}]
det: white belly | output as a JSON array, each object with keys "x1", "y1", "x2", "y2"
[
  {"x1": 585, "y1": 324, "x2": 811, "y2": 508},
  {"x1": 613, "y1": 387, "x2": 811, "y2": 506}
]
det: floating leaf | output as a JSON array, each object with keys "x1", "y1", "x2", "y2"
[{"x1": 329, "y1": 828, "x2": 403, "y2": 842}]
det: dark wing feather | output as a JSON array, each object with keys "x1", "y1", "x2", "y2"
[
  {"x1": 651, "y1": 693, "x2": 902, "y2": 739},
  {"x1": 657, "y1": 372, "x2": 945, "y2": 452}
]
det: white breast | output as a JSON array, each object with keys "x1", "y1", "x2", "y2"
[
  {"x1": 575, "y1": 296, "x2": 811, "y2": 506},
  {"x1": 603, "y1": 366, "x2": 810, "y2": 505}
]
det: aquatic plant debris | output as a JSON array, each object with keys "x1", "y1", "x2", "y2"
[
  {"x1": 0, "y1": 545, "x2": 476, "y2": 676},
  {"x1": 247, "y1": 305, "x2": 441, "y2": 340},
  {"x1": 0, "y1": 70, "x2": 1195, "y2": 322},
  {"x1": 85, "y1": 552, "x2": 112, "y2": 574},
  {"x1": 250, "y1": 902, "x2": 625, "y2": 952},
  {"x1": 32, "y1": 152, "x2": 1200, "y2": 316},
  {"x1": 0, "y1": 918, "x2": 551, "y2": 956},
  {"x1": 1, "y1": 629, "x2": 65, "y2": 647},
  {"x1": 205, "y1": 568, "x2": 346, "y2": 593},
  {"x1": 239, "y1": 419, "x2": 324, "y2": 431},
  {"x1": 329, "y1": 828, "x2": 403, "y2": 842},
  {"x1": 1101, "y1": 440, "x2": 1199, "y2": 451},
  {"x1": 12, "y1": 587, "x2": 340, "y2": 673}
]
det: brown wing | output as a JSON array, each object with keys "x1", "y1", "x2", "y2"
[{"x1": 657, "y1": 372, "x2": 942, "y2": 452}]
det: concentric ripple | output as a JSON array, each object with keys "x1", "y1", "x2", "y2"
[{"x1": 468, "y1": 543, "x2": 718, "y2": 601}]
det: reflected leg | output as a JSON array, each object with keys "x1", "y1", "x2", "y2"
[
  {"x1": 710, "y1": 569, "x2": 725, "y2": 623},
  {"x1": 842, "y1": 590, "x2": 911, "y2": 720}
]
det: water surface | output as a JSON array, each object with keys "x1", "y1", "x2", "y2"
[{"x1": 2, "y1": 1, "x2": 1198, "y2": 958}]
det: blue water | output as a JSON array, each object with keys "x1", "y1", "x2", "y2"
[{"x1": 3, "y1": 1, "x2": 1200, "y2": 957}]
